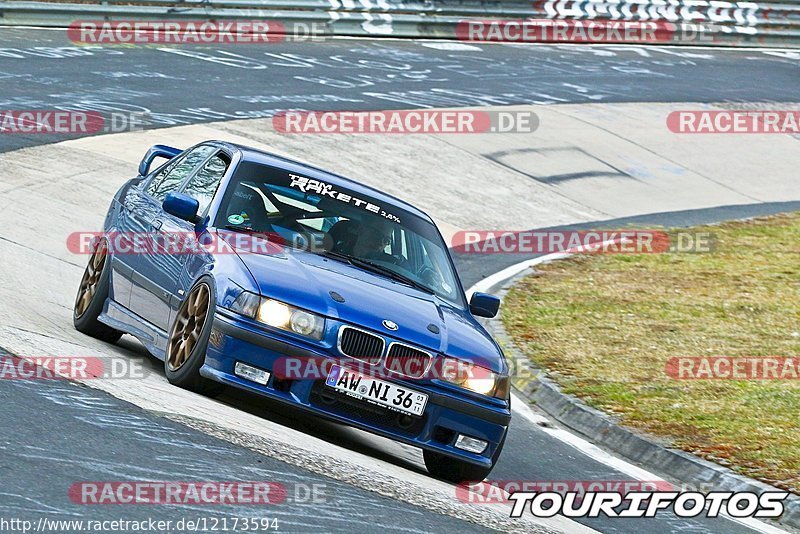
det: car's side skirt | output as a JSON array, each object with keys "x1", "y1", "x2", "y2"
[{"x1": 98, "y1": 298, "x2": 168, "y2": 360}]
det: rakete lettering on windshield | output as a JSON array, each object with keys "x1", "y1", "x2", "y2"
[{"x1": 288, "y1": 174, "x2": 401, "y2": 224}]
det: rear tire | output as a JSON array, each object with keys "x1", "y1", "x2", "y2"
[
  {"x1": 424, "y1": 435, "x2": 506, "y2": 483},
  {"x1": 73, "y1": 239, "x2": 123, "y2": 343},
  {"x1": 164, "y1": 278, "x2": 224, "y2": 397}
]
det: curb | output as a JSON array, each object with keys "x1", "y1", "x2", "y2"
[{"x1": 483, "y1": 266, "x2": 800, "y2": 531}]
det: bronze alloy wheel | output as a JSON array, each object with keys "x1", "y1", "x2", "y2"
[
  {"x1": 167, "y1": 283, "x2": 210, "y2": 372},
  {"x1": 74, "y1": 241, "x2": 108, "y2": 319}
]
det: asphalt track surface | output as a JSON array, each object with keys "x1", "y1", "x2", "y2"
[
  {"x1": 1, "y1": 27, "x2": 799, "y2": 155},
  {"x1": 1, "y1": 27, "x2": 799, "y2": 533},
  {"x1": 0, "y1": 354, "x2": 488, "y2": 533}
]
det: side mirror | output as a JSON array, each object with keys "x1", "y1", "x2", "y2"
[
  {"x1": 163, "y1": 192, "x2": 199, "y2": 223},
  {"x1": 138, "y1": 144, "x2": 182, "y2": 176},
  {"x1": 469, "y1": 292, "x2": 500, "y2": 318}
]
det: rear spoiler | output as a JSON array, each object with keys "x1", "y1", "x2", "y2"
[{"x1": 138, "y1": 144, "x2": 182, "y2": 177}]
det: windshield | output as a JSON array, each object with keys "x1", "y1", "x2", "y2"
[{"x1": 214, "y1": 161, "x2": 465, "y2": 307}]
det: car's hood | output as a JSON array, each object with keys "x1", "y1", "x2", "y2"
[{"x1": 222, "y1": 236, "x2": 505, "y2": 373}]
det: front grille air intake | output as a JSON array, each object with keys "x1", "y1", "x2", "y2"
[
  {"x1": 384, "y1": 343, "x2": 432, "y2": 378},
  {"x1": 338, "y1": 326, "x2": 385, "y2": 364}
]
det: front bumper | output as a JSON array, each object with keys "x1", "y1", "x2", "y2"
[{"x1": 202, "y1": 311, "x2": 511, "y2": 467}]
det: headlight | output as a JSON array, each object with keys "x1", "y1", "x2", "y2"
[
  {"x1": 229, "y1": 292, "x2": 325, "y2": 341},
  {"x1": 259, "y1": 299, "x2": 292, "y2": 327},
  {"x1": 441, "y1": 357, "x2": 510, "y2": 399}
]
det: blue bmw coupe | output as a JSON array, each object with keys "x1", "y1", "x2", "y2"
[{"x1": 74, "y1": 140, "x2": 511, "y2": 482}]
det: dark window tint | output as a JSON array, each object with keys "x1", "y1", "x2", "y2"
[{"x1": 146, "y1": 145, "x2": 216, "y2": 201}]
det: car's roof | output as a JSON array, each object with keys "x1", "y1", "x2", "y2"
[{"x1": 210, "y1": 140, "x2": 434, "y2": 224}]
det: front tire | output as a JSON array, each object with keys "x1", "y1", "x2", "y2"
[
  {"x1": 73, "y1": 239, "x2": 123, "y2": 343},
  {"x1": 164, "y1": 278, "x2": 224, "y2": 397}
]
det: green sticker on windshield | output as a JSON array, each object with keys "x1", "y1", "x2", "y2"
[{"x1": 227, "y1": 214, "x2": 245, "y2": 225}]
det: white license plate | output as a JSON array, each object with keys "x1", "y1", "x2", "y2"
[{"x1": 325, "y1": 365, "x2": 428, "y2": 417}]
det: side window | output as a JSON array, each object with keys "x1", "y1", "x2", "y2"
[
  {"x1": 146, "y1": 156, "x2": 183, "y2": 197},
  {"x1": 145, "y1": 145, "x2": 216, "y2": 202},
  {"x1": 182, "y1": 152, "x2": 231, "y2": 215}
]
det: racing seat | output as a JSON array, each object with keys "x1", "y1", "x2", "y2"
[{"x1": 225, "y1": 183, "x2": 270, "y2": 230}]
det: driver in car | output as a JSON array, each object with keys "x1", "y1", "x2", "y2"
[
  {"x1": 334, "y1": 221, "x2": 445, "y2": 293},
  {"x1": 352, "y1": 223, "x2": 395, "y2": 263}
]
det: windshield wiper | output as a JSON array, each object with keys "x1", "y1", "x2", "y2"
[
  {"x1": 317, "y1": 249, "x2": 356, "y2": 264},
  {"x1": 317, "y1": 250, "x2": 436, "y2": 295}
]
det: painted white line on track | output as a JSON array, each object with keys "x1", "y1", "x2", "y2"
[
  {"x1": 467, "y1": 238, "x2": 624, "y2": 298},
  {"x1": 467, "y1": 250, "x2": 790, "y2": 534}
]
